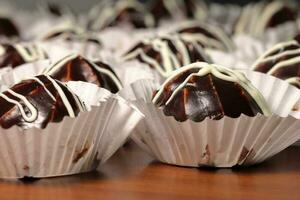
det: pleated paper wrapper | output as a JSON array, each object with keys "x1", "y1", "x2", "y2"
[
  {"x1": 0, "y1": 60, "x2": 50, "y2": 87},
  {"x1": 119, "y1": 71, "x2": 300, "y2": 168},
  {"x1": 0, "y1": 82, "x2": 143, "y2": 178}
]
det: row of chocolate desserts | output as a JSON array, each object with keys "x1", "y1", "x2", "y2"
[
  {"x1": 0, "y1": 0, "x2": 299, "y2": 177},
  {"x1": 1, "y1": 0, "x2": 299, "y2": 40}
]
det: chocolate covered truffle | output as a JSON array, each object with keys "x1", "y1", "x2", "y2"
[
  {"x1": 38, "y1": 2, "x2": 74, "y2": 18},
  {"x1": 150, "y1": 0, "x2": 207, "y2": 21},
  {"x1": 175, "y1": 22, "x2": 234, "y2": 52},
  {"x1": 252, "y1": 40, "x2": 300, "y2": 88},
  {"x1": 43, "y1": 54, "x2": 122, "y2": 93},
  {"x1": 0, "y1": 75, "x2": 85, "y2": 129},
  {"x1": 123, "y1": 35, "x2": 211, "y2": 78},
  {"x1": 0, "y1": 17, "x2": 19, "y2": 38},
  {"x1": 153, "y1": 62, "x2": 270, "y2": 122},
  {"x1": 0, "y1": 43, "x2": 48, "y2": 69},
  {"x1": 87, "y1": 0, "x2": 156, "y2": 30},
  {"x1": 234, "y1": 1, "x2": 298, "y2": 36}
]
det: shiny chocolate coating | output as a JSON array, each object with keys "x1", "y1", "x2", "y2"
[
  {"x1": 176, "y1": 22, "x2": 234, "y2": 51},
  {"x1": 234, "y1": 1, "x2": 298, "y2": 36},
  {"x1": 0, "y1": 44, "x2": 25, "y2": 68},
  {"x1": 43, "y1": 29, "x2": 102, "y2": 47},
  {"x1": 123, "y1": 35, "x2": 211, "y2": 78},
  {"x1": 252, "y1": 40, "x2": 300, "y2": 88},
  {"x1": 153, "y1": 67, "x2": 264, "y2": 122},
  {"x1": 266, "y1": 6, "x2": 297, "y2": 29},
  {"x1": 0, "y1": 17, "x2": 19, "y2": 38},
  {"x1": 150, "y1": 0, "x2": 205, "y2": 20},
  {"x1": 0, "y1": 43, "x2": 48, "y2": 69},
  {"x1": 0, "y1": 75, "x2": 84, "y2": 129},
  {"x1": 44, "y1": 55, "x2": 122, "y2": 93},
  {"x1": 87, "y1": 0, "x2": 156, "y2": 30}
]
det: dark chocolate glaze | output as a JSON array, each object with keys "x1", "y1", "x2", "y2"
[
  {"x1": 0, "y1": 44, "x2": 48, "y2": 69},
  {"x1": 87, "y1": 2, "x2": 156, "y2": 30},
  {"x1": 125, "y1": 37, "x2": 208, "y2": 72},
  {"x1": 178, "y1": 26, "x2": 218, "y2": 41},
  {"x1": 108, "y1": 7, "x2": 155, "y2": 29},
  {"x1": 150, "y1": 0, "x2": 202, "y2": 20},
  {"x1": 294, "y1": 33, "x2": 300, "y2": 44},
  {"x1": 0, "y1": 44, "x2": 25, "y2": 69},
  {"x1": 153, "y1": 69, "x2": 263, "y2": 122},
  {"x1": 46, "y1": 56, "x2": 121, "y2": 93},
  {"x1": 253, "y1": 41, "x2": 300, "y2": 81},
  {"x1": 43, "y1": 29, "x2": 102, "y2": 47},
  {"x1": 0, "y1": 17, "x2": 19, "y2": 38},
  {"x1": 0, "y1": 75, "x2": 83, "y2": 129},
  {"x1": 46, "y1": 2, "x2": 63, "y2": 17},
  {"x1": 177, "y1": 24, "x2": 233, "y2": 51},
  {"x1": 266, "y1": 6, "x2": 297, "y2": 28}
]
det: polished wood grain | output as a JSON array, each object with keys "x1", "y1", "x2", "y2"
[{"x1": 0, "y1": 143, "x2": 299, "y2": 200}]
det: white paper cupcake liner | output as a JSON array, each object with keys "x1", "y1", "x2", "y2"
[
  {"x1": 119, "y1": 71, "x2": 300, "y2": 167},
  {"x1": 113, "y1": 60, "x2": 163, "y2": 87},
  {"x1": 0, "y1": 82, "x2": 143, "y2": 178},
  {"x1": 0, "y1": 60, "x2": 50, "y2": 87}
]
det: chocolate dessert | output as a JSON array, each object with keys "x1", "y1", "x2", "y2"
[
  {"x1": 123, "y1": 35, "x2": 211, "y2": 78},
  {"x1": 175, "y1": 22, "x2": 234, "y2": 51},
  {"x1": 252, "y1": 40, "x2": 300, "y2": 88},
  {"x1": 153, "y1": 62, "x2": 271, "y2": 122},
  {"x1": 150, "y1": 0, "x2": 207, "y2": 21},
  {"x1": 0, "y1": 43, "x2": 48, "y2": 69},
  {"x1": 87, "y1": 0, "x2": 155, "y2": 30},
  {"x1": 234, "y1": 1, "x2": 298, "y2": 36},
  {"x1": 0, "y1": 17, "x2": 20, "y2": 38},
  {"x1": 43, "y1": 54, "x2": 122, "y2": 93},
  {"x1": 0, "y1": 75, "x2": 85, "y2": 129}
]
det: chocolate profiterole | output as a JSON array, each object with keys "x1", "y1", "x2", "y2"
[
  {"x1": 0, "y1": 43, "x2": 48, "y2": 69},
  {"x1": 0, "y1": 17, "x2": 19, "y2": 38},
  {"x1": 252, "y1": 40, "x2": 300, "y2": 88},
  {"x1": 0, "y1": 75, "x2": 86, "y2": 129},
  {"x1": 87, "y1": 0, "x2": 156, "y2": 30},
  {"x1": 123, "y1": 34, "x2": 211, "y2": 78},
  {"x1": 175, "y1": 22, "x2": 235, "y2": 52},
  {"x1": 43, "y1": 54, "x2": 122, "y2": 93},
  {"x1": 152, "y1": 62, "x2": 271, "y2": 122},
  {"x1": 234, "y1": 1, "x2": 298, "y2": 36}
]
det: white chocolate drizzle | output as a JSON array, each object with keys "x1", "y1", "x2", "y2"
[
  {"x1": 235, "y1": 1, "x2": 296, "y2": 36},
  {"x1": 252, "y1": 40, "x2": 300, "y2": 76},
  {"x1": 123, "y1": 34, "x2": 211, "y2": 77},
  {"x1": 43, "y1": 54, "x2": 122, "y2": 90},
  {"x1": 153, "y1": 62, "x2": 271, "y2": 116},
  {"x1": 0, "y1": 76, "x2": 84, "y2": 123}
]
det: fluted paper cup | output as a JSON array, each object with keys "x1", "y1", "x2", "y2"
[
  {"x1": 0, "y1": 60, "x2": 50, "y2": 87},
  {"x1": 119, "y1": 71, "x2": 300, "y2": 167},
  {"x1": 113, "y1": 60, "x2": 162, "y2": 87},
  {"x1": 0, "y1": 81, "x2": 143, "y2": 178}
]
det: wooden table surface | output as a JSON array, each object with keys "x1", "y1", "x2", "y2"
[{"x1": 0, "y1": 143, "x2": 299, "y2": 200}]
